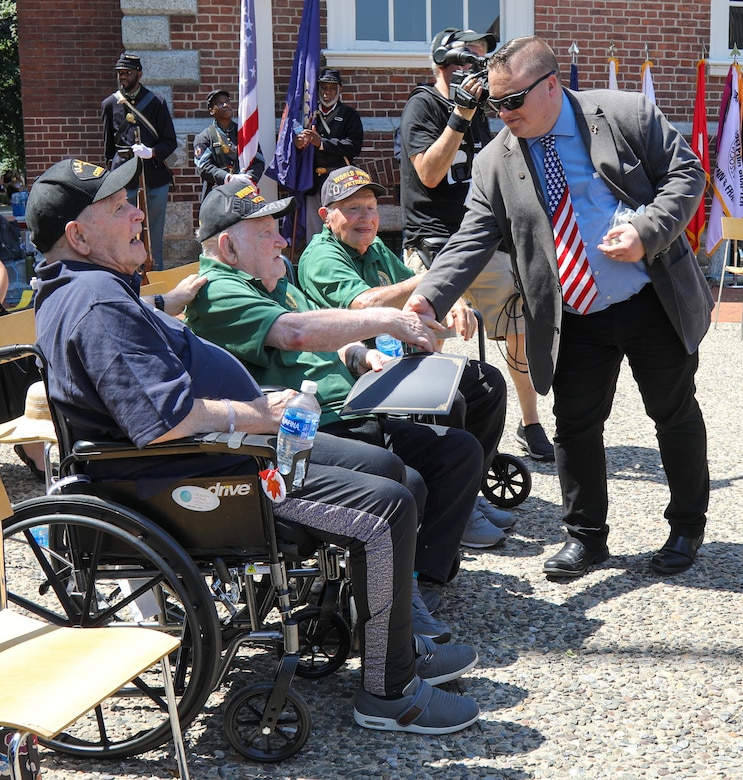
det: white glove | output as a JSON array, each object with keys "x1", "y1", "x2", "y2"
[
  {"x1": 131, "y1": 143, "x2": 154, "y2": 159},
  {"x1": 228, "y1": 173, "x2": 255, "y2": 185}
]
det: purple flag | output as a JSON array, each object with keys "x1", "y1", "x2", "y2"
[
  {"x1": 569, "y1": 63, "x2": 579, "y2": 91},
  {"x1": 266, "y1": 0, "x2": 319, "y2": 196}
]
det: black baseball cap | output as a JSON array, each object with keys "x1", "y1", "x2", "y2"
[
  {"x1": 206, "y1": 89, "x2": 230, "y2": 109},
  {"x1": 114, "y1": 52, "x2": 142, "y2": 71},
  {"x1": 320, "y1": 166, "x2": 386, "y2": 208},
  {"x1": 198, "y1": 180, "x2": 295, "y2": 241},
  {"x1": 431, "y1": 28, "x2": 497, "y2": 58},
  {"x1": 26, "y1": 158, "x2": 140, "y2": 253}
]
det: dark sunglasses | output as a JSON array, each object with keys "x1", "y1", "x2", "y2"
[{"x1": 486, "y1": 70, "x2": 556, "y2": 113}]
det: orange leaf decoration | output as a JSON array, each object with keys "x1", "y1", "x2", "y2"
[{"x1": 259, "y1": 467, "x2": 287, "y2": 503}]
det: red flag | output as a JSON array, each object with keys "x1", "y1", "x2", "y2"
[
  {"x1": 237, "y1": 0, "x2": 259, "y2": 171},
  {"x1": 686, "y1": 59, "x2": 710, "y2": 254}
]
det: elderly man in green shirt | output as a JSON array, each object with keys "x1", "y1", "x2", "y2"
[
  {"x1": 186, "y1": 179, "x2": 493, "y2": 643},
  {"x1": 298, "y1": 166, "x2": 515, "y2": 546}
]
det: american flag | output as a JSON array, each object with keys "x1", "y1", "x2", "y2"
[{"x1": 237, "y1": 0, "x2": 259, "y2": 172}]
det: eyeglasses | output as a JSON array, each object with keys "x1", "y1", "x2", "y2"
[
  {"x1": 486, "y1": 70, "x2": 556, "y2": 113},
  {"x1": 213, "y1": 100, "x2": 231, "y2": 108}
]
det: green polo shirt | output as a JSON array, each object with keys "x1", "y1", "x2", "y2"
[
  {"x1": 298, "y1": 227, "x2": 414, "y2": 310},
  {"x1": 185, "y1": 255, "x2": 358, "y2": 426}
]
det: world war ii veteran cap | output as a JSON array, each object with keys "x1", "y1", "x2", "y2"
[
  {"x1": 197, "y1": 180, "x2": 295, "y2": 241},
  {"x1": 25, "y1": 157, "x2": 140, "y2": 253},
  {"x1": 320, "y1": 166, "x2": 387, "y2": 208}
]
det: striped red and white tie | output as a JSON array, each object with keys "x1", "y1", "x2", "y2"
[{"x1": 541, "y1": 134, "x2": 598, "y2": 315}]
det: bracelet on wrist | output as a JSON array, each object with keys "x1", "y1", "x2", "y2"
[
  {"x1": 447, "y1": 112, "x2": 471, "y2": 134},
  {"x1": 153, "y1": 294, "x2": 165, "y2": 311},
  {"x1": 221, "y1": 398, "x2": 236, "y2": 434}
]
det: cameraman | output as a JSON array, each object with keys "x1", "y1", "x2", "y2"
[{"x1": 399, "y1": 28, "x2": 555, "y2": 462}]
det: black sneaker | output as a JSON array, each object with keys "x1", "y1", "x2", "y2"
[{"x1": 515, "y1": 423, "x2": 555, "y2": 462}]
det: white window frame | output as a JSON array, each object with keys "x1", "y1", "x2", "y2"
[
  {"x1": 710, "y1": 0, "x2": 743, "y2": 75},
  {"x1": 324, "y1": 0, "x2": 534, "y2": 69}
]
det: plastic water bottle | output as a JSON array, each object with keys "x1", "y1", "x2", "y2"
[
  {"x1": 292, "y1": 119, "x2": 304, "y2": 136},
  {"x1": 375, "y1": 334, "x2": 403, "y2": 358},
  {"x1": 11, "y1": 190, "x2": 28, "y2": 218},
  {"x1": 30, "y1": 525, "x2": 49, "y2": 547},
  {"x1": 276, "y1": 380, "x2": 321, "y2": 488}
]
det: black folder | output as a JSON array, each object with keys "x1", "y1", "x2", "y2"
[{"x1": 340, "y1": 352, "x2": 467, "y2": 416}]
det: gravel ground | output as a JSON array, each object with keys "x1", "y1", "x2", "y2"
[{"x1": 1, "y1": 321, "x2": 741, "y2": 780}]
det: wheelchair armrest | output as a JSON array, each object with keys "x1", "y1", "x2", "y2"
[
  {"x1": 68, "y1": 433, "x2": 313, "y2": 491},
  {"x1": 70, "y1": 433, "x2": 280, "y2": 462}
]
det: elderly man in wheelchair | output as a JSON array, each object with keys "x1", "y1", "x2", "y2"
[{"x1": 19, "y1": 157, "x2": 482, "y2": 759}]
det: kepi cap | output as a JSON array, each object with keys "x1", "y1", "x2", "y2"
[
  {"x1": 114, "y1": 52, "x2": 142, "y2": 71},
  {"x1": 0, "y1": 382, "x2": 57, "y2": 445},
  {"x1": 431, "y1": 27, "x2": 497, "y2": 58},
  {"x1": 198, "y1": 180, "x2": 295, "y2": 241},
  {"x1": 206, "y1": 89, "x2": 230, "y2": 109},
  {"x1": 25, "y1": 158, "x2": 140, "y2": 253},
  {"x1": 321, "y1": 166, "x2": 386, "y2": 208},
  {"x1": 318, "y1": 68, "x2": 343, "y2": 85}
]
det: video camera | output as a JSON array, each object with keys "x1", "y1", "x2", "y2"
[{"x1": 433, "y1": 48, "x2": 490, "y2": 110}]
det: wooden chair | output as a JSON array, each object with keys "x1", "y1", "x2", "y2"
[
  {"x1": 0, "y1": 479, "x2": 191, "y2": 779},
  {"x1": 715, "y1": 216, "x2": 743, "y2": 337},
  {"x1": 0, "y1": 308, "x2": 35, "y2": 352},
  {"x1": 144, "y1": 261, "x2": 200, "y2": 290}
]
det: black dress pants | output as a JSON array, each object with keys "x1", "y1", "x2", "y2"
[{"x1": 551, "y1": 285, "x2": 708, "y2": 546}]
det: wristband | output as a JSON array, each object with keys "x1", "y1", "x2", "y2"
[
  {"x1": 153, "y1": 294, "x2": 165, "y2": 311},
  {"x1": 447, "y1": 113, "x2": 471, "y2": 134},
  {"x1": 221, "y1": 398, "x2": 236, "y2": 434}
]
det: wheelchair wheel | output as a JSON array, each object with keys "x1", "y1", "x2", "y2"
[
  {"x1": 224, "y1": 682, "x2": 311, "y2": 762},
  {"x1": 482, "y1": 453, "x2": 532, "y2": 508},
  {"x1": 3, "y1": 494, "x2": 222, "y2": 759},
  {"x1": 293, "y1": 606, "x2": 351, "y2": 678}
]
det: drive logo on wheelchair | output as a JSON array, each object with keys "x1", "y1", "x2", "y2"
[{"x1": 172, "y1": 481, "x2": 253, "y2": 512}]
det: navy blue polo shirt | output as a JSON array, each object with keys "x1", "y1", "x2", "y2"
[{"x1": 34, "y1": 259, "x2": 262, "y2": 488}]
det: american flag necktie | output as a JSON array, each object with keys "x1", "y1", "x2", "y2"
[{"x1": 541, "y1": 134, "x2": 598, "y2": 315}]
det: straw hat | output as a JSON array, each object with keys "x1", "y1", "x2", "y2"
[{"x1": 0, "y1": 382, "x2": 57, "y2": 444}]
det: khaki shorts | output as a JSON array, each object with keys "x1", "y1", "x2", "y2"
[{"x1": 404, "y1": 247, "x2": 524, "y2": 340}]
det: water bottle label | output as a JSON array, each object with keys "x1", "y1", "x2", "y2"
[{"x1": 279, "y1": 409, "x2": 319, "y2": 439}]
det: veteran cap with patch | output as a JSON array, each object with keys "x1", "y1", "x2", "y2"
[
  {"x1": 320, "y1": 166, "x2": 387, "y2": 208},
  {"x1": 25, "y1": 157, "x2": 140, "y2": 253},
  {"x1": 198, "y1": 180, "x2": 296, "y2": 241}
]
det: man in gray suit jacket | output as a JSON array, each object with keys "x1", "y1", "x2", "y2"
[{"x1": 407, "y1": 36, "x2": 712, "y2": 580}]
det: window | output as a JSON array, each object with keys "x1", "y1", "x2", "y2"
[
  {"x1": 710, "y1": 0, "x2": 743, "y2": 75},
  {"x1": 325, "y1": 0, "x2": 534, "y2": 69}
]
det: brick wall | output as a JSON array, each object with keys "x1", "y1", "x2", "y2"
[
  {"x1": 18, "y1": 0, "x2": 124, "y2": 175},
  {"x1": 17, "y1": 0, "x2": 725, "y2": 263}
]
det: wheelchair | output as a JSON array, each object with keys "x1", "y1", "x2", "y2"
[{"x1": 1, "y1": 344, "x2": 354, "y2": 764}]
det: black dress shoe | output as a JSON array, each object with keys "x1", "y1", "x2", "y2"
[
  {"x1": 543, "y1": 539, "x2": 609, "y2": 579},
  {"x1": 650, "y1": 531, "x2": 704, "y2": 574}
]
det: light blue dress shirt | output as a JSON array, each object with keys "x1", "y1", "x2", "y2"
[{"x1": 527, "y1": 93, "x2": 650, "y2": 313}]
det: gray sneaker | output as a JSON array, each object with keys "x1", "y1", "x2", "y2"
[
  {"x1": 412, "y1": 579, "x2": 451, "y2": 643},
  {"x1": 417, "y1": 583, "x2": 442, "y2": 613},
  {"x1": 354, "y1": 676, "x2": 480, "y2": 734},
  {"x1": 414, "y1": 634, "x2": 478, "y2": 686},
  {"x1": 516, "y1": 422, "x2": 555, "y2": 461},
  {"x1": 475, "y1": 496, "x2": 516, "y2": 529},
  {"x1": 461, "y1": 506, "x2": 507, "y2": 548}
]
